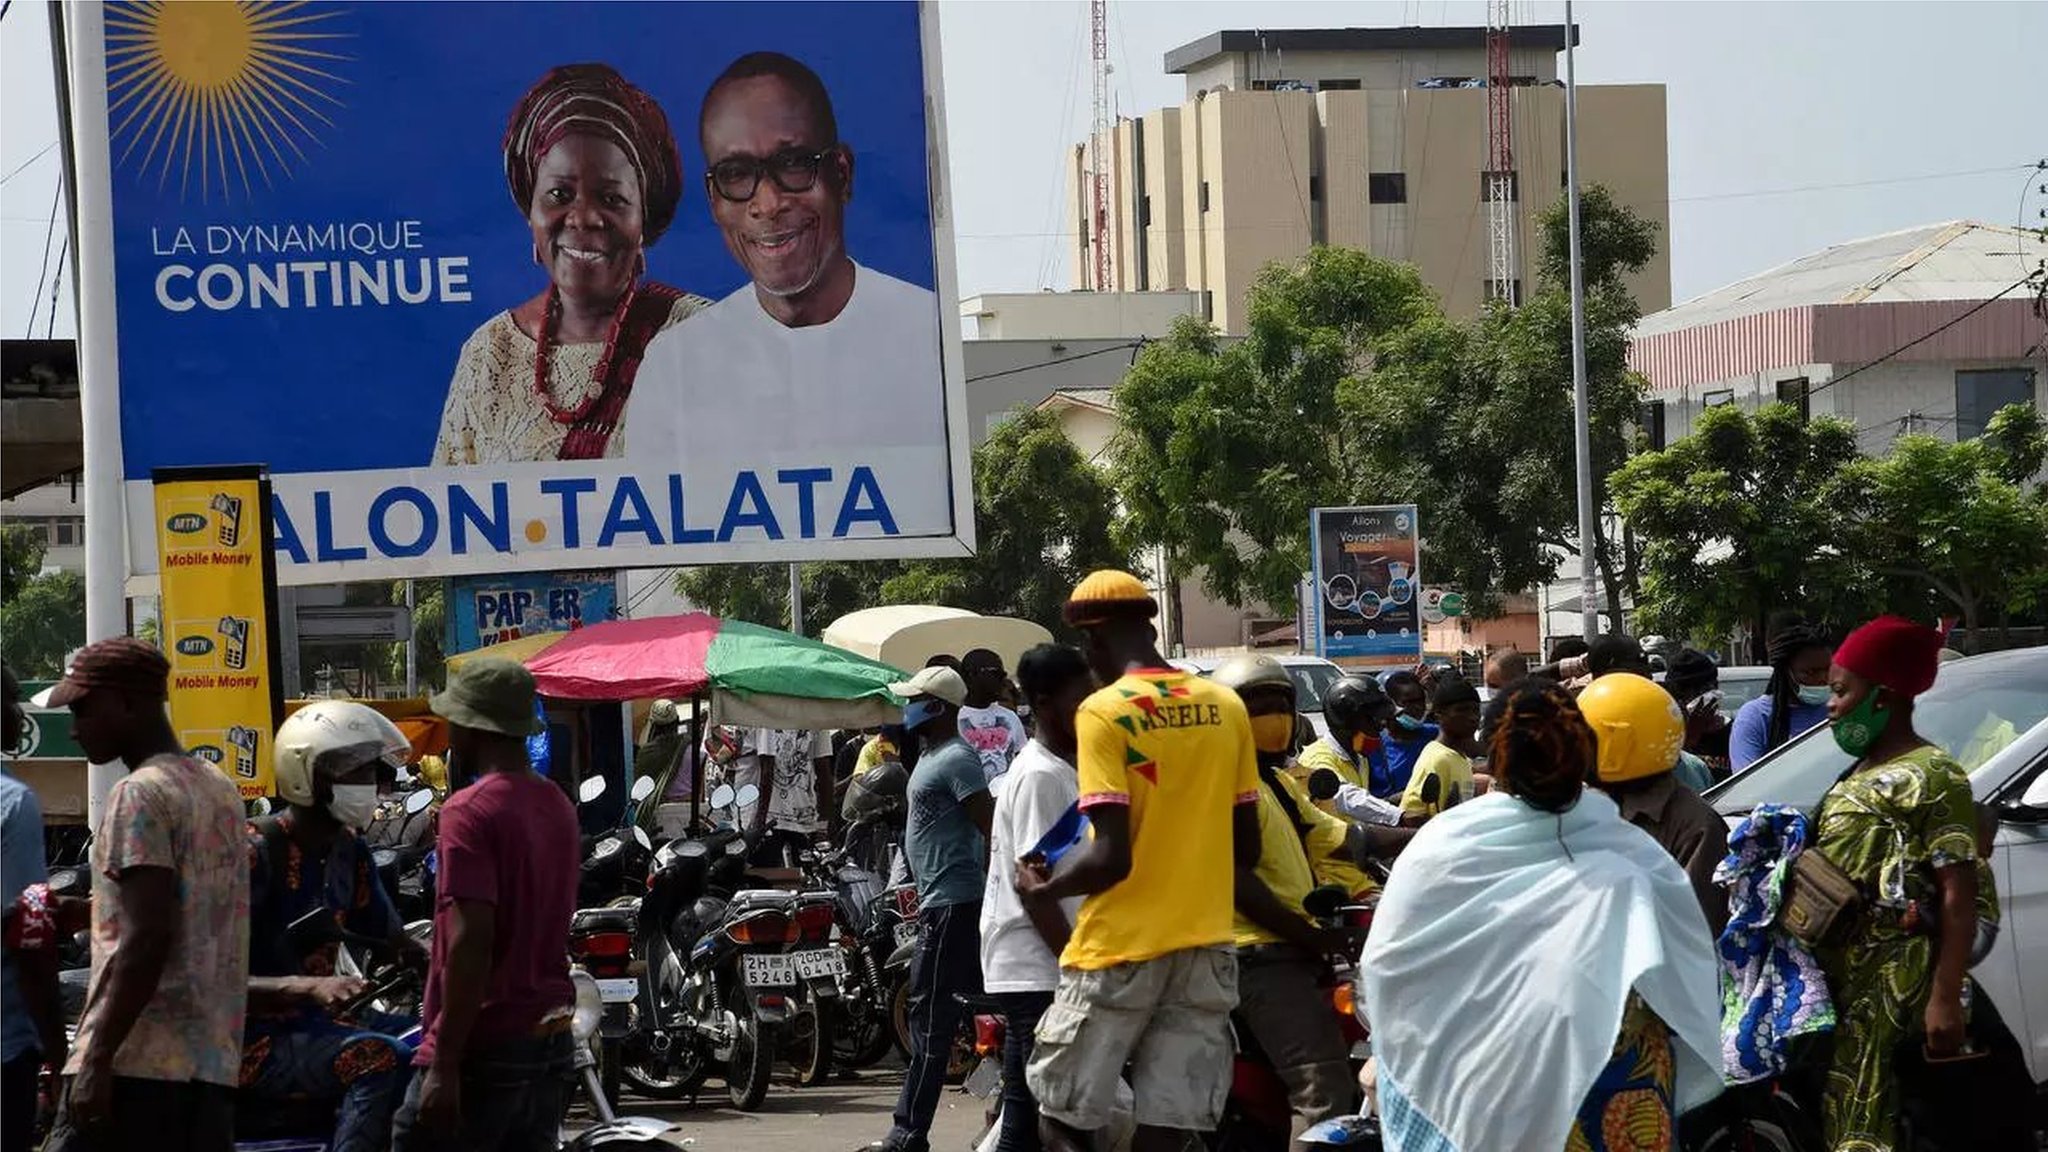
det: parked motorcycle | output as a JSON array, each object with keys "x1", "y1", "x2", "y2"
[
  {"x1": 560, "y1": 969, "x2": 681, "y2": 1151},
  {"x1": 797, "y1": 848, "x2": 898, "y2": 1073},
  {"x1": 579, "y1": 775, "x2": 660, "y2": 908}
]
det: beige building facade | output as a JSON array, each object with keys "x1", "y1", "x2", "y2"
[{"x1": 1069, "y1": 26, "x2": 1671, "y2": 330}]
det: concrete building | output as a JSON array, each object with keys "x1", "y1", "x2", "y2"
[
  {"x1": 1068, "y1": 25, "x2": 1671, "y2": 330},
  {"x1": 1629, "y1": 221, "x2": 2048, "y2": 455},
  {"x1": 960, "y1": 290, "x2": 1207, "y2": 443},
  {"x1": 0, "y1": 480, "x2": 85, "y2": 575}
]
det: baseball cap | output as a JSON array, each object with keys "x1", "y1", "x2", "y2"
[
  {"x1": 430, "y1": 657, "x2": 544, "y2": 738},
  {"x1": 888, "y1": 665, "x2": 967, "y2": 707},
  {"x1": 45, "y1": 638, "x2": 171, "y2": 709}
]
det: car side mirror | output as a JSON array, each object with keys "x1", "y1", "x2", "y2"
[
  {"x1": 1998, "y1": 772, "x2": 2048, "y2": 825},
  {"x1": 1308, "y1": 768, "x2": 1342, "y2": 801}
]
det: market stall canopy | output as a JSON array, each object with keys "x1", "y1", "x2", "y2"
[
  {"x1": 823, "y1": 606, "x2": 1055, "y2": 673},
  {"x1": 517, "y1": 613, "x2": 909, "y2": 730},
  {"x1": 443, "y1": 630, "x2": 568, "y2": 673}
]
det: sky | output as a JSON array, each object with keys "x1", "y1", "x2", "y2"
[{"x1": 5, "y1": 0, "x2": 2046, "y2": 340}]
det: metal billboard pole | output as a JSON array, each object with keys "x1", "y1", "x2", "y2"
[{"x1": 1564, "y1": 0, "x2": 1598, "y2": 642}]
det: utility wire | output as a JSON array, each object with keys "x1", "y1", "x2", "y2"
[
  {"x1": 0, "y1": 142, "x2": 57, "y2": 189},
  {"x1": 1806, "y1": 279, "x2": 2029, "y2": 399},
  {"x1": 25, "y1": 181, "x2": 60, "y2": 337},
  {"x1": 965, "y1": 340, "x2": 1142, "y2": 384}
]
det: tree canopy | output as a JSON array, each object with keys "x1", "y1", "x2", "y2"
[{"x1": 1, "y1": 527, "x2": 85, "y2": 679}]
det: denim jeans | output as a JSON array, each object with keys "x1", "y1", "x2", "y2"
[
  {"x1": 885, "y1": 900, "x2": 984, "y2": 1152},
  {"x1": 390, "y1": 1031, "x2": 573, "y2": 1152},
  {"x1": 241, "y1": 1016, "x2": 411, "y2": 1152},
  {"x1": 995, "y1": 991, "x2": 1053, "y2": 1152}
]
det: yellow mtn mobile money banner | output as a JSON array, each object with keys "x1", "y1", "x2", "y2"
[{"x1": 153, "y1": 468, "x2": 285, "y2": 799}]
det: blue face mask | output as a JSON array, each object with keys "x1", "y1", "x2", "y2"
[
  {"x1": 1394, "y1": 713, "x2": 1426, "y2": 733},
  {"x1": 1795, "y1": 684, "x2": 1831, "y2": 707}
]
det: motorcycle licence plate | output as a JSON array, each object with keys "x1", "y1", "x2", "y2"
[
  {"x1": 894, "y1": 922, "x2": 919, "y2": 949},
  {"x1": 792, "y1": 949, "x2": 847, "y2": 980},
  {"x1": 742, "y1": 953, "x2": 796, "y2": 987},
  {"x1": 596, "y1": 977, "x2": 639, "y2": 1004}
]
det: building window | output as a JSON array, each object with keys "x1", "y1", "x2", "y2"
[
  {"x1": 1955, "y1": 368, "x2": 2037, "y2": 439},
  {"x1": 1775, "y1": 376, "x2": 1810, "y2": 421},
  {"x1": 1483, "y1": 279, "x2": 1521, "y2": 306},
  {"x1": 1480, "y1": 170, "x2": 1520, "y2": 202},
  {"x1": 53, "y1": 519, "x2": 80, "y2": 547},
  {"x1": 1139, "y1": 195, "x2": 1151, "y2": 227},
  {"x1": 1309, "y1": 175, "x2": 1322, "y2": 201},
  {"x1": 1320, "y1": 79, "x2": 1362, "y2": 91},
  {"x1": 1702, "y1": 388, "x2": 1738, "y2": 409},
  {"x1": 1369, "y1": 173, "x2": 1407, "y2": 204},
  {"x1": 1639, "y1": 401, "x2": 1667, "y2": 451},
  {"x1": 1199, "y1": 181, "x2": 1210, "y2": 213}
]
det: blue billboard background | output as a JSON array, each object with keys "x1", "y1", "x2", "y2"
[
  {"x1": 445, "y1": 570, "x2": 620, "y2": 654},
  {"x1": 106, "y1": 1, "x2": 935, "y2": 479}
]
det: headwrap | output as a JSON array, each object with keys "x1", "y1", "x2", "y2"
[
  {"x1": 504, "y1": 63, "x2": 683, "y2": 246},
  {"x1": 1834, "y1": 615, "x2": 1942, "y2": 698}
]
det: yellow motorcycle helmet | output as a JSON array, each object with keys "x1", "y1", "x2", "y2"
[{"x1": 1577, "y1": 672, "x2": 1686, "y2": 784}]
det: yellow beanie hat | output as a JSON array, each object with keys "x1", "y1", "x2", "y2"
[{"x1": 1064, "y1": 570, "x2": 1158, "y2": 627}]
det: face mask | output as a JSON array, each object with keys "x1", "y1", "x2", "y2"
[
  {"x1": 1249, "y1": 713, "x2": 1296, "y2": 755},
  {"x1": 1349, "y1": 731, "x2": 1383, "y2": 757},
  {"x1": 327, "y1": 784, "x2": 379, "y2": 830},
  {"x1": 1394, "y1": 713, "x2": 1426, "y2": 733},
  {"x1": 1796, "y1": 684, "x2": 1832, "y2": 707},
  {"x1": 1831, "y1": 689, "x2": 1891, "y2": 757}
]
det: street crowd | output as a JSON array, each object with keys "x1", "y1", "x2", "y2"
[{"x1": 0, "y1": 570, "x2": 2027, "y2": 1152}]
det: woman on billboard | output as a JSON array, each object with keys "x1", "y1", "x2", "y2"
[{"x1": 432, "y1": 63, "x2": 707, "y2": 465}]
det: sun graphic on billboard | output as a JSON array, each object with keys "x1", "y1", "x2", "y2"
[{"x1": 105, "y1": 1, "x2": 353, "y2": 203}]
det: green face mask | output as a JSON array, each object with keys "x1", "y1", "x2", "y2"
[{"x1": 1831, "y1": 688, "x2": 1890, "y2": 757}]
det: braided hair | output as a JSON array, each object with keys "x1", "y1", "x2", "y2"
[
  {"x1": 1762, "y1": 615, "x2": 1831, "y2": 750},
  {"x1": 1487, "y1": 681, "x2": 1597, "y2": 815}
]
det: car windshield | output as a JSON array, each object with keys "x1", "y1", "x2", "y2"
[
  {"x1": 1709, "y1": 650, "x2": 2048, "y2": 816},
  {"x1": 1289, "y1": 664, "x2": 1343, "y2": 711},
  {"x1": 1714, "y1": 671, "x2": 1774, "y2": 713}
]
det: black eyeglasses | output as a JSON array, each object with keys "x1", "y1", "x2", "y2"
[{"x1": 705, "y1": 147, "x2": 836, "y2": 202}]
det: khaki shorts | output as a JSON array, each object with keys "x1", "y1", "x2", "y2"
[{"x1": 1025, "y1": 945, "x2": 1238, "y2": 1132}]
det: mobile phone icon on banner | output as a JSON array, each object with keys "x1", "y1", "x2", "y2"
[
  {"x1": 217, "y1": 616, "x2": 251, "y2": 670},
  {"x1": 209, "y1": 493, "x2": 243, "y2": 548},
  {"x1": 226, "y1": 725, "x2": 260, "y2": 780}
]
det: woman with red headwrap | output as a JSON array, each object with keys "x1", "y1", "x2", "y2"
[
  {"x1": 1810, "y1": 615, "x2": 1985, "y2": 1152},
  {"x1": 433, "y1": 63, "x2": 707, "y2": 465}
]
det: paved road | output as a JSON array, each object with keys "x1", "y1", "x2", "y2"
[{"x1": 578, "y1": 1066, "x2": 988, "y2": 1152}]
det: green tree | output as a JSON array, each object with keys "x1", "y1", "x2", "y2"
[
  {"x1": 1839, "y1": 404, "x2": 2048, "y2": 643},
  {"x1": 1611, "y1": 402, "x2": 1875, "y2": 648},
  {"x1": 0, "y1": 528, "x2": 86, "y2": 678},
  {"x1": 676, "y1": 408, "x2": 1131, "y2": 637},
  {"x1": 1110, "y1": 185, "x2": 1660, "y2": 621}
]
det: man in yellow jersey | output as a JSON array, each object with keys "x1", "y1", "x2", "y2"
[
  {"x1": 1016, "y1": 571, "x2": 1259, "y2": 1152},
  {"x1": 1399, "y1": 680, "x2": 1481, "y2": 821},
  {"x1": 1211, "y1": 655, "x2": 1360, "y2": 1149}
]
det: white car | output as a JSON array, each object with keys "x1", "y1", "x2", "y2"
[
  {"x1": 1705, "y1": 647, "x2": 2048, "y2": 1089},
  {"x1": 1170, "y1": 654, "x2": 1349, "y2": 742}
]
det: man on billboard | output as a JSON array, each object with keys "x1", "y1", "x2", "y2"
[{"x1": 626, "y1": 50, "x2": 946, "y2": 468}]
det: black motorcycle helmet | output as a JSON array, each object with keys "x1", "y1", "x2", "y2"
[{"x1": 1323, "y1": 674, "x2": 1393, "y2": 749}]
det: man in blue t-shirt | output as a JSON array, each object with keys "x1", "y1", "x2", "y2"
[
  {"x1": 867, "y1": 665, "x2": 993, "y2": 1152},
  {"x1": 1379, "y1": 671, "x2": 1440, "y2": 797}
]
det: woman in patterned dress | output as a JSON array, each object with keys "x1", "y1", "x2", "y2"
[
  {"x1": 432, "y1": 64, "x2": 708, "y2": 465},
  {"x1": 1808, "y1": 616, "x2": 1983, "y2": 1152}
]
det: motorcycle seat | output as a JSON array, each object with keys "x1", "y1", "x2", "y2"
[
  {"x1": 571, "y1": 905, "x2": 638, "y2": 933},
  {"x1": 727, "y1": 888, "x2": 798, "y2": 914}
]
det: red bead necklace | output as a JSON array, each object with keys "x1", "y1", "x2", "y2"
[{"x1": 531, "y1": 280, "x2": 640, "y2": 425}]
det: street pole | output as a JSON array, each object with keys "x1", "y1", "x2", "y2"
[
  {"x1": 56, "y1": 2, "x2": 128, "y2": 826},
  {"x1": 1564, "y1": 0, "x2": 1598, "y2": 643},
  {"x1": 786, "y1": 563, "x2": 804, "y2": 636},
  {"x1": 403, "y1": 579, "x2": 417, "y2": 697}
]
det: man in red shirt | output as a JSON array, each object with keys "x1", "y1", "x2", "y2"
[{"x1": 394, "y1": 659, "x2": 579, "y2": 1151}]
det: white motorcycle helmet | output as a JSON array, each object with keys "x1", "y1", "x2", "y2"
[{"x1": 273, "y1": 700, "x2": 411, "y2": 809}]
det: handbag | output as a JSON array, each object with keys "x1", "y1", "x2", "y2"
[{"x1": 1778, "y1": 847, "x2": 1865, "y2": 949}]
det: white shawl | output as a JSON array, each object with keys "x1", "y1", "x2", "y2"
[{"x1": 1362, "y1": 789, "x2": 1724, "y2": 1151}]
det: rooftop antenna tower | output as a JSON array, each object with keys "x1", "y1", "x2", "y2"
[
  {"x1": 1088, "y1": 0, "x2": 1113, "y2": 292},
  {"x1": 1484, "y1": 0, "x2": 1518, "y2": 305}
]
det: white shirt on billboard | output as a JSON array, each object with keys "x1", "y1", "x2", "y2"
[{"x1": 624, "y1": 263, "x2": 945, "y2": 473}]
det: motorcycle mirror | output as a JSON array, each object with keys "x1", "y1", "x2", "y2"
[
  {"x1": 247, "y1": 796, "x2": 273, "y2": 817},
  {"x1": 709, "y1": 783, "x2": 736, "y2": 809},
  {"x1": 734, "y1": 783, "x2": 761, "y2": 810},
  {"x1": 403, "y1": 788, "x2": 434, "y2": 815},
  {"x1": 578, "y1": 775, "x2": 608, "y2": 804},
  {"x1": 1308, "y1": 768, "x2": 1342, "y2": 802},
  {"x1": 632, "y1": 826, "x2": 652, "y2": 851},
  {"x1": 631, "y1": 775, "x2": 657, "y2": 802},
  {"x1": 725, "y1": 837, "x2": 749, "y2": 857}
]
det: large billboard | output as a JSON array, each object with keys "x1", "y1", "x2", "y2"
[
  {"x1": 1310, "y1": 505, "x2": 1422, "y2": 662},
  {"x1": 77, "y1": 1, "x2": 969, "y2": 588}
]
